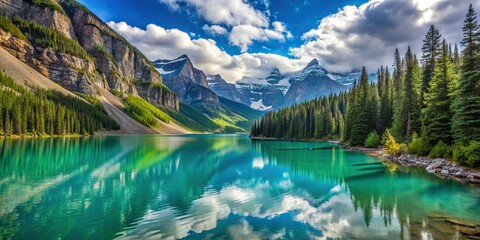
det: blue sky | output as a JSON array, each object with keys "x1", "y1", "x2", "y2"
[
  {"x1": 79, "y1": 0, "x2": 367, "y2": 56},
  {"x1": 78, "y1": 0, "x2": 478, "y2": 83}
]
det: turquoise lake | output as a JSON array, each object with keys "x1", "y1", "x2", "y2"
[{"x1": 0, "y1": 134, "x2": 479, "y2": 239}]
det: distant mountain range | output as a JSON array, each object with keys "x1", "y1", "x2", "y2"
[{"x1": 155, "y1": 55, "x2": 377, "y2": 111}]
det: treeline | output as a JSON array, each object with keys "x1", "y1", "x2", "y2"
[
  {"x1": 251, "y1": 5, "x2": 480, "y2": 166},
  {"x1": 251, "y1": 92, "x2": 347, "y2": 140},
  {"x1": 0, "y1": 72, "x2": 118, "y2": 136}
]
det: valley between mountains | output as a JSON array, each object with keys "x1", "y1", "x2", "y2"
[{"x1": 0, "y1": 0, "x2": 364, "y2": 136}]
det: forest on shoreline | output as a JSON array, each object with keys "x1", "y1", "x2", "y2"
[{"x1": 251, "y1": 4, "x2": 480, "y2": 167}]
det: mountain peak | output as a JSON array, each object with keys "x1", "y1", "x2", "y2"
[
  {"x1": 271, "y1": 68, "x2": 281, "y2": 75},
  {"x1": 305, "y1": 58, "x2": 319, "y2": 68},
  {"x1": 302, "y1": 58, "x2": 328, "y2": 75},
  {"x1": 178, "y1": 54, "x2": 189, "y2": 60}
]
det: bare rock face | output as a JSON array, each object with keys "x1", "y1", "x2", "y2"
[
  {"x1": 206, "y1": 74, "x2": 247, "y2": 104},
  {"x1": 153, "y1": 55, "x2": 219, "y2": 105},
  {"x1": 0, "y1": 28, "x2": 99, "y2": 94},
  {"x1": 0, "y1": 0, "x2": 180, "y2": 109},
  {"x1": 0, "y1": 0, "x2": 77, "y2": 39},
  {"x1": 184, "y1": 83, "x2": 219, "y2": 105},
  {"x1": 136, "y1": 86, "x2": 179, "y2": 111},
  {"x1": 64, "y1": 5, "x2": 162, "y2": 90}
]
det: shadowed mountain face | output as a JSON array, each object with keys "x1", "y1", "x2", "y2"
[
  {"x1": 206, "y1": 74, "x2": 247, "y2": 104},
  {"x1": 153, "y1": 55, "x2": 218, "y2": 105}
]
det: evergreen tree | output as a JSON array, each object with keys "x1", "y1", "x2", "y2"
[
  {"x1": 380, "y1": 67, "x2": 393, "y2": 133},
  {"x1": 452, "y1": 4, "x2": 480, "y2": 142},
  {"x1": 394, "y1": 47, "x2": 421, "y2": 142},
  {"x1": 423, "y1": 40, "x2": 458, "y2": 144},
  {"x1": 349, "y1": 67, "x2": 375, "y2": 145},
  {"x1": 453, "y1": 43, "x2": 461, "y2": 68},
  {"x1": 421, "y1": 25, "x2": 442, "y2": 107}
]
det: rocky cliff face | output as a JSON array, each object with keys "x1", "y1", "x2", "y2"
[
  {"x1": 283, "y1": 59, "x2": 348, "y2": 106},
  {"x1": 0, "y1": 28, "x2": 100, "y2": 94},
  {"x1": 206, "y1": 74, "x2": 247, "y2": 104},
  {"x1": 0, "y1": 0, "x2": 77, "y2": 39},
  {"x1": 153, "y1": 55, "x2": 219, "y2": 105},
  {"x1": 0, "y1": 0, "x2": 179, "y2": 110}
]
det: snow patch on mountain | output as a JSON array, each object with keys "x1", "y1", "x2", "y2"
[{"x1": 250, "y1": 99, "x2": 272, "y2": 111}]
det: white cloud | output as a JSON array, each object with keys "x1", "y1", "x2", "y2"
[
  {"x1": 108, "y1": 21, "x2": 306, "y2": 83},
  {"x1": 159, "y1": 0, "x2": 292, "y2": 52},
  {"x1": 229, "y1": 25, "x2": 285, "y2": 52},
  {"x1": 290, "y1": 0, "x2": 480, "y2": 73},
  {"x1": 159, "y1": 0, "x2": 269, "y2": 27},
  {"x1": 202, "y1": 24, "x2": 228, "y2": 36},
  {"x1": 272, "y1": 21, "x2": 293, "y2": 39}
]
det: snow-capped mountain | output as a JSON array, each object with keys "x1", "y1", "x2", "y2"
[
  {"x1": 283, "y1": 59, "x2": 349, "y2": 106},
  {"x1": 235, "y1": 68, "x2": 289, "y2": 110},
  {"x1": 153, "y1": 55, "x2": 218, "y2": 105},
  {"x1": 154, "y1": 55, "x2": 376, "y2": 111},
  {"x1": 328, "y1": 71, "x2": 378, "y2": 85}
]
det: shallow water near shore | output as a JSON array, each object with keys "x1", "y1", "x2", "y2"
[{"x1": 0, "y1": 134, "x2": 479, "y2": 239}]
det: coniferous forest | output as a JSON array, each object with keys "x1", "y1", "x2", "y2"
[
  {"x1": 0, "y1": 72, "x2": 119, "y2": 136},
  {"x1": 251, "y1": 4, "x2": 480, "y2": 167}
]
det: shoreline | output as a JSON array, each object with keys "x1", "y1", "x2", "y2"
[{"x1": 251, "y1": 136, "x2": 480, "y2": 185}]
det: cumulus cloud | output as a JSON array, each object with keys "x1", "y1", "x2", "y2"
[
  {"x1": 159, "y1": 0, "x2": 269, "y2": 27},
  {"x1": 108, "y1": 21, "x2": 307, "y2": 82},
  {"x1": 290, "y1": 0, "x2": 480, "y2": 73},
  {"x1": 159, "y1": 0, "x2": 292, "y2": 52},
  {"x1": 229, "y1": 24, "x2": 287, "y2": 52},
  {"x1": 202, "y1": 24, "x2": 228, "y2": 36}
]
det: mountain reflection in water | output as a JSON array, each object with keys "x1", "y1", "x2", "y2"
[{"x1": 0, "y1": 135, "x2": 479, "y2": 239}]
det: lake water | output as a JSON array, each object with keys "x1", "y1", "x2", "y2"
[{"x1": 0, "y1": 134, "x2": 479, "y2": 239}]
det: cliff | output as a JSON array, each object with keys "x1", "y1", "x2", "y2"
[{"x1": 0, "y1": 0, "x2": 179, "y2": 110}]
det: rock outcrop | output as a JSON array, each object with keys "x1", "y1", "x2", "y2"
[{"x1": 0, "y1": 0, "x2": 178, "y2": 110}]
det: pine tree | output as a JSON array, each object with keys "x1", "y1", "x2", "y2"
[
  {"x1": 394, "y1": 47, "x2": 421, "y2": 142},
  {"x1": 453, "y1": 43, "x2": 461, "y2": 68},
  {"x1": 421, "y1": 25, "x2": 442, "y2": 107},
  {"x1": 380, "y1": 67, "x2": 392, "y2": 133},
  {"x1": 452, "y1": 4, "x2": 480, "y2": 142},
  {"x1": 423, "y1": 39, "x2": 458, "y2": 144},
  {"x1": 349, "y1": 67, "x2": 375, "y2": 145}
]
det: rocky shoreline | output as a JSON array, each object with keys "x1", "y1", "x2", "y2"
[
  {"x1": 347, "y1": 146, "x2": 480, "y2": 185},
  {"x1": 252, "y1": 137, "x2": 480, "y2": 185}
]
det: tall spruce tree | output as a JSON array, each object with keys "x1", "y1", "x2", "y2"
[
  {"x1": 452, "y1": 4, "x2": 480, "y2": 142},
  {"x1": 453, "y1": 43, "x2": 461, "y2": 70},
  {"x1": 380, "y1": 67, "x2": 392, "y2": 133},
  {"x1": 393, "y1": 47, "x2": 421, "y2": 142},
  {"x1": 421, "y1": 25, "x2": 442, "y2": 108},
  {"x1": 349, "y1": 67, "x2": 375, "y2": 145},
  {"x1": 423, "y1": 39, "x2": 458, "y2": 144}
]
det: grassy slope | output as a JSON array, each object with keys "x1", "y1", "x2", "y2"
[{"x1": 165, "y1": 99, "x2": 264, "y2": 133}]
